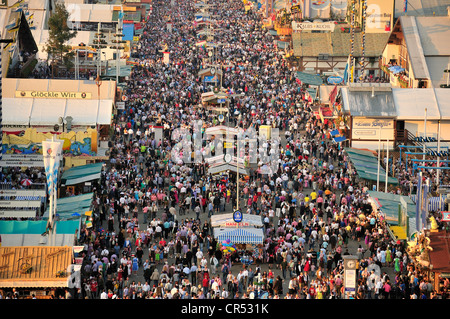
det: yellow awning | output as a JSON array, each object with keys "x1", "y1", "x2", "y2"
[{"x1": 390, "y1": 226, "x2": 407, "y2": 240}]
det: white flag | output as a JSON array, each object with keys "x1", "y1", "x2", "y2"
[{"x1": 42, "y1": 140, "x2": 63, "y2": 195}]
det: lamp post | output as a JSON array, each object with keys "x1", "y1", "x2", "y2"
[
  {"x1": 236, "y1": 133, "x2": 249, "y2": 211},
  {"x1": 236, "y1": 136, "x2": 240, "y2": 211},
  {"x1": 377, "y1": 126, "x2": 381, "y2": 191},
  {"x1": 385, "y1": 138, "x2": 389, "y2": 193},
  {"x1": 95, "y1": 75, "x2": 102, "y2": 132}
]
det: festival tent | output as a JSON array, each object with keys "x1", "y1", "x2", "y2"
[
  {"x1": 213, "y1": 227, "x2": 265, "y2": 245},
  {"x1": 0, "y1": 246, "x2": 74, "y2": 289}
]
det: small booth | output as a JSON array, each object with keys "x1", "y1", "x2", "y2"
[
  {"x1": 60, "y1": 163, "x2": 104, "y2": 196},
  {"x1": 406, "y1": 229, "x2": 450, "y2": 295},
  {"x1": 211, "y1": 213, "x2": 265, "y2": 265},
  {"x1": 198, "y1": 67, "x2": 223, "y2": 88}
]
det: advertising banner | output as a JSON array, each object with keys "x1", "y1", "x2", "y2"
[
  {"x1": 42, "y1": 140, "x2": 63, "y2": 196},
  {"x1": 292, "y1": 21, "x2": 335, "y2": 32},
  {"x1": 365, "y1": 0, "x2": 394, "y2": 33}
]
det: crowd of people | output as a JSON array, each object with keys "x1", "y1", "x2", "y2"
[{"x1": 11, "y1": 0, "x2": 443, "y2": 300}]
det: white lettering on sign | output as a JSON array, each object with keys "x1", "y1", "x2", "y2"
[{"x1": 292, "y1": 21, "x2": 336, "y2": 32}]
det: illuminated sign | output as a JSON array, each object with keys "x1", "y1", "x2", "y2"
[
  {"x1": 224, "y1": 222, "x2": 250, "y2": 227},
  {"x1": 15, "y1": 91, "x2": 92, "y2": 99},
  {"x1": 442, "y1": 212, "x2": 450, "y2": 222}
]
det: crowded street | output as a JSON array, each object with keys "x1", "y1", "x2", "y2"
[
  {"x1": 1, "y1": 0, "x2": 449, "y2": 303},
  {"x1": 61, "y1": 0, "x2": 441, "y2": 300}
]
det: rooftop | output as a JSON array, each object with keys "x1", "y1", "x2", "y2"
[{"x1": 292, "y1": 30, "x2": 390, "y2": 57}]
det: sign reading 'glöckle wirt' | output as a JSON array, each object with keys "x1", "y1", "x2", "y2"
[{"x1": 15, "y1": 91, "x2": 92, "y2": 99}]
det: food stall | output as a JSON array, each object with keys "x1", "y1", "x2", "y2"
[{"x1": 211, "y1": 213, "x2": 265, "y2": 265}]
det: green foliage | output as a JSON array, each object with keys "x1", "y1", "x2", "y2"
[{"x1": 45, "y1": 2, "x2": 77, "y2": 67}]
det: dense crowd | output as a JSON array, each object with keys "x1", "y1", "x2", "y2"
[{"x1": 3, "y1": 0, "x2": 442, "y2": 300}]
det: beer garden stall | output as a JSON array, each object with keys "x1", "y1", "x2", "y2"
[{"x1": 210, "y1": 213, "x2": 265, "y2": 264}]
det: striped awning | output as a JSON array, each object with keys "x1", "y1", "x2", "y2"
[
  {"x1": 214, "y1": 227, "x2": 265, "y2": 244},
  {"x1": 410, "y1": 195, "x2": 444, "y2": 212}
]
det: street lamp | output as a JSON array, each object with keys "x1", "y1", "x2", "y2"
[
  {"x1": 95, "y1": 75, "x2": 102, "y2": 132},
  {"x1": 236, "y1": 133, "x2": 249, "y2": 211}
]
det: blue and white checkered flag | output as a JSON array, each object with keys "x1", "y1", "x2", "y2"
[{"x1": 42, "y1": 140, "x2": 63, "y2": 195}]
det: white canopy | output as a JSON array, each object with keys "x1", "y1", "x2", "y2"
[
  {"x1": 3, "y1": 98, "x2": 114, "y2": 127},
  {"x1": 2, "y1": 98, "x2": 33, "y2": 125},
  {"x1": 393, "y1": 88, "x2": 450, "y2": 120},
  {"x1": 29, "y1": 98, "x2": 67, "y2": 126}
]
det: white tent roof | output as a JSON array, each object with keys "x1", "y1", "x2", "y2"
[
  {"x1": 66, "y1": 3, "x2": 115, "y2": 22},
  {"x1": 3, "y1": 98, "x2": 114, "y2": 126},
  {"x1": 393, "y1": 88, "x2": 440, "y2": 120},
  {"x1": 28, "y1": 0, "x2": 48, "y2": 10},
  {"x1": 97, "y1": 99, "x2": 114, "y2": 124},
  {"x1": 65, "y1": 99, "x2": 99, "y2": 126},
  {"x1": 89, "y1": 9, "x2": 114, "y2": 23},
  {"x1": 29, "y1": 98, "x2": 67, "y2": 126},
  {"x1": 435, "y1": 89, "x2": 450, "y2": 119},
  {"x1": 2, "y1": 98, "x2": 34, "y2": 126}
]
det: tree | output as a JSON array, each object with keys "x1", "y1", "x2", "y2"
[{"x1": 45, "y1": 2, "x2": 77, "y2": 76}]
